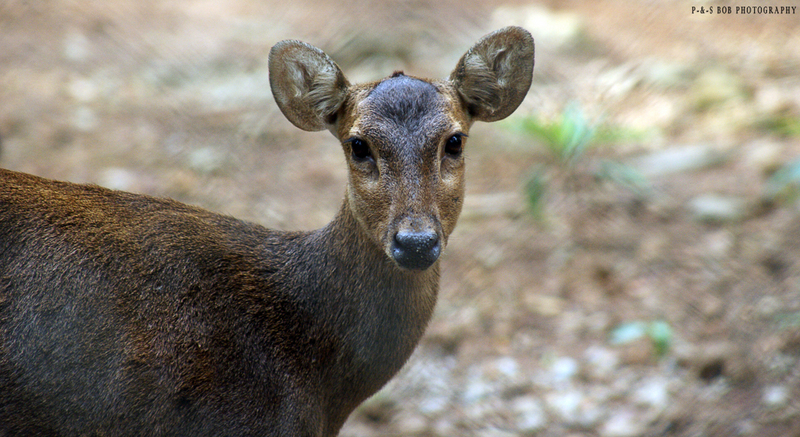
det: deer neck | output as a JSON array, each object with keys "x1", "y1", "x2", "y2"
[
  {"x1": 318, "y1": 199, "x2": 439, "y2": 339},
  {"x1": 301, "y1": 199, "x2": 439, "y2": 394}
]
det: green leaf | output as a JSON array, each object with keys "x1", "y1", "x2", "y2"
[
  {"x1": 595, "y1": 160, "x2": 653, "y2": 197},
  {"x1": 609, "y1": 320, "x2": 673, "y2": 358},
  {"x1": 519, "y1": 101, "x2": 597, "y2": 164},
  {"x1": 646, "y1": 320, "x2": 673, "y2": 357},
  {"x1": 609, "y1": 321, "x2": 647, "y2": 345},
  {"x1": 765, "y1": 159, "x2": 800, "y2": 202},
  {"x1": 524, "y1": 167, "x2": 548, "y2": 220}
]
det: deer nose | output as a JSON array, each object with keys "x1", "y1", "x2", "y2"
[{"x1": 391, "y1": 230, "x2": 441, "y2": 270}]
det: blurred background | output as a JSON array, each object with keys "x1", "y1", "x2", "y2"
[{"x1": 2, "y1": 0, "x2": 800, "y2": 435}]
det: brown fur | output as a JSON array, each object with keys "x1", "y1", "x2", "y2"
[{"x1": 0, "y1": 27, "x2": 533, "y2": 436}]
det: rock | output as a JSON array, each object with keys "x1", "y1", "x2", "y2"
[
  {"x1": 431, "y1": 417, "x2": 457, "y2": 437},
  {"x1": 630, "y1": 145, "x2": 725, "y2": 177},
  {"x1": 187, "y1": 146, "x2": 225, "y2": 174},
  {"x1": 68, "y1": 77, "x2": 99, "y2": 102},
  {"x1": 745, "y1": 140, "x2": 783, "y2": 175},
  {"x1": 418, "y1": 394, "x2": 450, "y2": 416},
  {"x1": 688, "y1": 194, "x2": 747, "y2": 223},
  {"x1": 549, "y1": 356, "x2": 580, "y2": 383},
  {"x1": 100, "y1": 167, "x2": 137, "y2": 191},
  {"x1": 762, "y1": 385, "x2": 789, "y2": 408},
  {"x1": 755, "y1": 84, "x2": 792, "y2": 115},
  {"x1": 600, "y1": 409, "x2": 644, "y2": 437},
  {"x1": 632, "y1": 377, "x2": 670, "y2": 412},
  {"x1": 702, "y1": 230, "x2": 735, "y2": 258},
  {"x1": 491, "y1": 357, "x2": 520, "y2": 379},
  {"x1": 461, "y1": 377, "x2": 492, "y2": 404},
  {"x1": 535, "y1": 355, "x2": 581, "y2": 389},
  {"x1": 574, "y1": 396, "x2": 605, "y2": 428},
  {"x1": 583, "y1": 346, "x2": 619, "y2": 381},
  {"x1": 394, "y1": 412, "x2": 428, "y2": 434},
  {"x1": 63, "y1": 30, "x2": 91, "y2": 62},
  {"x1": 545, "y1": 389, "x2": 584, "y2": 423},
  {"x1": 461, "y1": 357, "x2": 522, "y2": 405},
  {"x1": 511, "y1": 396, "x2": 548, "y2": 433},
  {"x1": 755, "y1": 295, "x2": 782, "y2": 317}
]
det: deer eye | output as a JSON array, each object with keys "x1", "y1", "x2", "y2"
[
  {"x1": 347, "y1": 138, "x2": 373, "y2": 162},
  {"x1": 444, "y1": 134, "x2": 464, "y2": 157}
]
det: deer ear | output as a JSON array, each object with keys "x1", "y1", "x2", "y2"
[
  {"x1": 449, "y1": 26, "x2": 535, "y2": 122},
  {"x1": 269, "y1": 40, "x2": 350, "y2": 131}
]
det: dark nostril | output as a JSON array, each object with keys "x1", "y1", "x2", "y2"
[
  {"x1": 391, "y1": 231, "x2": 441, "y2": 270},
  {"x1": 395, "y1": 231, "x2": 439, "y2": 251}
]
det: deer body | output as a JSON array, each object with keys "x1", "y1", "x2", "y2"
[{"x1": 0, "y1": 27, "x2": 533, "y2": 436}]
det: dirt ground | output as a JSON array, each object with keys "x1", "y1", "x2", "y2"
[{"x1": 2, "y1": 0, "x2": 800, "y2": 435}]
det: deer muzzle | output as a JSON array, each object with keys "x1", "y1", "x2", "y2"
[{"x1": 390, "y1": 227, "x2": 441, "y2": 270}]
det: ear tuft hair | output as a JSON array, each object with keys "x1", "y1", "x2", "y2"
[
  {"x1": 450, "y1": 27, "x2": 535, "y2": 122},
  {"x1": 269, "y1": 41, "x2": 350, "y2": 131}
]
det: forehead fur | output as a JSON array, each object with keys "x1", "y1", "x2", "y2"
[{"x1": 361, "y1": 74, "x2": 447, "y2": 134}]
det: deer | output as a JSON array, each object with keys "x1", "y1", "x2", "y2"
[{"x1": 0, "y1": 26, "x2": 534, "y2": 436}]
